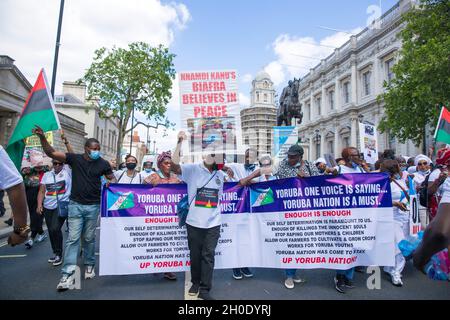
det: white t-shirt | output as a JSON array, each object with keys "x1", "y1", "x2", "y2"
[
  {"x1": 0, "y1": 145, "x2": 23, "y2": 190},
  {"x1": 334, "y1": 165, "x2": 365, "y2": 174},
  {"x1": 141, "y1": 169, "x2": 154, "y2": 181},
  {"x1": 412, "y1": 171, "x2": 427, "y2": 186},
  {"x1": 390, "y1": 179, "x2": 410, "y2": 220},
  {"x1": 428, "y1": 168, "x2": 445, "y2": 197},
  {"x1": 114, "y1": 170, "x2": 143, "y2": 184},
  {"x1": 180, "y1": 163, "x2": 227, "y2": 229},
  {"x1": 438, "y1": 178, "x2": 450, "y2": 203},
  {"x1": 41, "y1": 165, "x2": 72, "y2": 210},
  {"x1": 226, "y1": 163, "x2": 259, "y2": 182}
]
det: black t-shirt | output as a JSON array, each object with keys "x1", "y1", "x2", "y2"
[{"x1": 66, "y1": 153, "x2": 112, "y2": 205}]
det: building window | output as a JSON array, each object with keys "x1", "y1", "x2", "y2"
[
  {"x1": 328, "y1": 90, "x2": 334, "y2": 110},
  {"x1": 343, "y1": 82, "x2": 350, "y2": 104},
  {"x1": 385, "y1": 58, "x2": 394, "y2": 83},
  {"x1": 264, "y1": 93, "x2": 268, "y2": 103},
  {"x1": 328, "y1": 140, "x2": 334, "y2": 154},
  {"x1": 256, "y1": 92, "x2": 260, "y2": 102},
  {"x1": 316, "y1": 97, "x2": 321, "y2": 116},
  {"x1": 307, "y1": 103, "x2": 311, "y2": 121},
  {"x1": 343, "y1": 137, "x2": 350, "y2": 148},
  {"x1": 316, "y1": 142, "x2": 321, "y2": 159},
  {"x1": 363, "y1": 71, "x2": 371, "y2": 96}
]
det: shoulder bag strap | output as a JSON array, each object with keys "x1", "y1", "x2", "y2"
[
  {"x1": 391, "y1": 178, "x2": 410, "y2": 202},
  {"x1": 118, "y1": 171, "x2": 126, "y2": 183},
  {"x1": 188, "y1": 171, "x2": 218, "y2": 206}
]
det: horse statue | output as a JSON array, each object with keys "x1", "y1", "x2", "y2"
[{"x1": 277, "y1": 78, "x2": 303, "y2": 126}]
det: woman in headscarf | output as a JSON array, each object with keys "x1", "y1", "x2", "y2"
[
  {"x1": 144, "y1": 151, "x2": 180, "y2": 281},
  {"x1": 412, "y1": 155, "x2": 432, "y2": 228},
  {"x1": 426, "y1": 148, "x2": 449, "y2": 221},
  {"x1": 412, "y1": 154, "x2": 432, "y2": 186},
  {"x1": 144, "y1": 151, "x2": 181, "y2": 185},
  {"x1": 413, "y1": 148, "x2": 450, "y2": 277}
]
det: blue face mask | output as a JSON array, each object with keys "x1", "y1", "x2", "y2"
[
  {"x1": 145, "y1": 168, "x2": 152, "y2": 173},
  {"x1": 394, "y1": 173, "x2": 402, "y2": 180},
  {"x1": 351, "y1": 161, "x2": 359, "y2": 169},
  {"x1": 89, "y1": 150, "x2": 101, "y2": 160}
]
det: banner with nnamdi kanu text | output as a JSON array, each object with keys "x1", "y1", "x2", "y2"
[{"x1": 99, "y1": 173, "x2": 395, "y2": 275}]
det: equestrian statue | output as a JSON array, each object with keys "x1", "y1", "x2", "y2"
[{"x1": 277, "y1": 78, "x2": 303, "y2": 126}]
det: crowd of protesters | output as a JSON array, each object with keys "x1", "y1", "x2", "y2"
[{"x1": 1, "y1": 126, "x2": 449, "y2": 300}]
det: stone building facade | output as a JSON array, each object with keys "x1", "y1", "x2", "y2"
[{"x1": 295, "y1": 0, "x2": 428, "y2": 162}]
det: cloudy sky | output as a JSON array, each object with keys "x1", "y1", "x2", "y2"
[{"x1": 0, "y1": 0, "x2": 397, "y2": 153}]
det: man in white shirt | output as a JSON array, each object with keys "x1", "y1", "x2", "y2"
[
  {"x1": 331, "y1": 147, "x2": 367, "y2": 293},
  {"x1": 0, "y1": 146, "x2": 30, "y2": 246},
  {"x1": 141, "y1": 160, "x2": 154, "y2": 181},
  {"x1": 170, "y1": 132, "x2": 227, "y2": 300},
  {"x1": 224, "y1": 148, "x2": 258, "y2": 280}
]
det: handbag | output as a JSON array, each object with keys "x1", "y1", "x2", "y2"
[
  {"x1": 53, "y1": 173, "x2": 69, "y2": 218},
  {"x1": 177, "y1": 171, "x2": 217, "y2": 227}
]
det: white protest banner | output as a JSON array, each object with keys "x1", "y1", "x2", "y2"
[
  {"x1": 407, "y1": 176, "x2": 421, "y2": 235},
  {"x1": 99, "y1": 174, "x2": 395, "y2": 275},
  {"x1": 359, "y1": 122, "x2": 378, "y2": 165},
  {"x1": 179, "y1": 70, "x2": 243, "y2": 158}
]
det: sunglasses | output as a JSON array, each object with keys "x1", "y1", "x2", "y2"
[{"x1": 417, "y1": 162, "x2": 428, "y2": 166}]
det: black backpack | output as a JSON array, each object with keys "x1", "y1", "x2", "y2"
[{"x1": 418, "y1": 173, "x2": 431, "y2": 207}]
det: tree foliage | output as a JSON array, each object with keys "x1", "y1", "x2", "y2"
[
  {"x1": 82, "y1": 42, "x2": 176, "y2": 161},
  {"x1": 378, "y1": 0, "x2": 450, "y2": 146}
]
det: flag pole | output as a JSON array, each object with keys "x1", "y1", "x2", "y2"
[
  {"x1": 50, "y1": 0, "x2": 65, "y2": 98},
  {"x1": 433, "y1": 106, "x2": 444, "y2": 139}
]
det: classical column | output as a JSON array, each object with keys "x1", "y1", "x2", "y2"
[
  {"x1": 334, "y1": 67, "x2": 341, "y2": 111},
  {"x1": 334, "y1": 124, "x2": 341, "y2": 158},
  {"x1": 351, "y1": 116, "x2": 358, "y2": 147},
  {"x1": 308, "y1": 135, "x2": 314, "y2": 162},
  {"x1": 373, "y1": 57, "x2": 381, "y2": 96},
  {"x1": 309, "y1": 82, "x2": 315, "y2": 120},
  {"x1": 320, "y1": 130, "x2": 326, "y2": 158},
  {"x1": 351, "y1": 54, "x2": 358, "y2": 105},
  {"x1": 321, "y1": 76, "x2": 327, "y2": 116}
]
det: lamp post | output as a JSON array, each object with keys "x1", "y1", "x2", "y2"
[
  {"x1": 153, "y1": 140, "x2": 156, "y2": 154},
  {"x1": 50, "y1": 0, "x2": 65, "y2": 98}
]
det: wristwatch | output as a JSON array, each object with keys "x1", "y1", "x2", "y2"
[{"x1": 13, "y1": 225, "x2": 30, "y2": 237}]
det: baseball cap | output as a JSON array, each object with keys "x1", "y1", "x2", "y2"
[{"x1": 287, "y1": 145, "x2": 304, "y2": 156}]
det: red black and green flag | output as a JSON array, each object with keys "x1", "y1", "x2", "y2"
[
  {"x1": 434, "y1": 106, "x2": 450, "y2": 145},
  {"x1": 6, "y1": 69, "x2": 60, "y2": 170}
]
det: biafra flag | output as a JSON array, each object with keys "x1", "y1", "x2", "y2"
[
  {"x1": 6, "y1": 69, "x2": 60, "y2": 170},
  {"x1": 434, "y1": 106, "x2": 450, "y2": 145}
]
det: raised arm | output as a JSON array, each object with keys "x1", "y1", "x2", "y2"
[
  {"x1": 60, "y1": 130, "x2": 74, "y2": 154},
  {"x1": 170, "y1": 131, "x2": 185, "y2": 176},
  {"x1": 32, "y1": 125, "x2": 66, "y2": 163}
]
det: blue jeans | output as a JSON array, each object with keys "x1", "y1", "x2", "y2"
[
  {"x1": 285, "y1": 269, "x2": 296, "y2": 277},
  {"x1": 61, "y1": 200, "x2": 99, "y2": 275},
  {"x1": 336, "y1": 268, "x2": 355, "y2": 280}
]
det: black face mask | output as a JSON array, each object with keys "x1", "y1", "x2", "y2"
[{"x1": 126, "y1": 163, "x2": 137, "y2": 170}]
